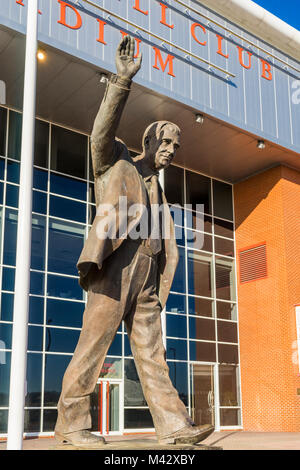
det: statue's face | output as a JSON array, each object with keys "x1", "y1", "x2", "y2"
[{"x1": 144, "y1": 125, "x2": 180, "y2": 171}]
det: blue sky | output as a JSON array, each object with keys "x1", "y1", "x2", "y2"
[{"x1": 251, "y1": 0, "x2": 300, "y2": 30}]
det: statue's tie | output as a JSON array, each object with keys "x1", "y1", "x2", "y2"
[{"x1": 147, "y1": 174, "x2": 162, "y2": 255}]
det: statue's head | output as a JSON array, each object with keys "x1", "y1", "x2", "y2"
[{"x1": 142, "y1": 121, "x2": 181, "y2": 171}]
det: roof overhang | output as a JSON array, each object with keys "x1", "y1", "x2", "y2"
[{"x1": 198, "y1": 0, "x2": 300, "y2": 61}]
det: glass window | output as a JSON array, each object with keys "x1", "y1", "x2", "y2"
[
  {"x1": 0, "y1": 206, "x2": 2, "y2": 254},
  {"x1": 214, "y1": 218, "x2": 234, "y2": 239},
  {"x1": 88, "y1": 182, "x2": 95, "y2": 204},
  {"x1": 7, "y1": 160, "x2": 20, "y2": 184},
  {"x1": 30, "y1": 271, "x2": 45, "y2": 296},
  {"x1": 8, "y1": 110, "x2": 22, "y2": 160},
  {"x1": 25, "y1": 353, "x2": 43, "y2": 406},
  {"x1": 188, "y1": 251, "x2": 213, "y2": 298},
  {"x1": 217, "y1": 302, "x2": 237, "y2": 321},
  {"x1": 47, "y1": 274, "x2": 83, "y2": 300},
  {"x1": 3, "y1": 209, "x2": 18, "y2": 266},
  {"x1": 34, "y1": 119, "x2": 49, "y2": 168},
  {"x1": 2, "y1": 267, "x2": 15, "y2": 291},
  {"x1": 88, "y1": 204, "x2": 96, "y2": 225},
  {"x1": 186, "y1": 171, "x2": 211, "y2": 214},
  {"x1": 0, "y1": 410, "x2": 8, "y2": 433},
  {"x1": 174, "y1": 224, "x2": 185, "y2": 246},
  {"x1": 45, "y1": 327, "x2": 80, "y2": 354},
  {"x1": 166, "y1": 338, "x2": 187, "y2": 361},
  {"x1": 31, "y1": 215, "x2": 46, "y2": 270},
  {"x1": 189, "y1": 340, "x2": 216, "y2": 362},
  {"x1": 28, "y1": 325, "x2": 43, "y2": 351},
  {"x1": 48, "y1": 219, "x2": 85, "y2": 276},
  {"x1": 189, "y1": 317, "x2": 215, "y2": 341},
  {"x1": 171, "y1": 247, "x2": 186, "y2": 294},
  {"x1": 124, "y1": 409, "x2": 153, "y2": 429},
  {"x1": 24, "y1": 409, "x2": 41, "y2": 433},
  {"x1": 220, "y1": 408, "x2": 241, "y2": 426},
  {"x1": 0, "y1": 181, "x2": 3, "y2": 204},
  {"x1": 218, "y1": 344, "x2": 239, "y2": 364},
  {"x1": 215, "y1": 257, "x2": 236, "y2": 301},
  {"x1": 33, "y1": 167, "x2": 48, "y2": 191},
  {"x1": 166, "y1": 293, "x2": 186, "y2": 314},
  {"x1": 29, "y1": 296, "x2": 44, "y2": 325},
  {"x1": 187, "y1": 230, "x2": 212, "y2": 252},
  {"x1": 164, "y1": 165, "x2": 184, "y2": 206},
  {"x1": 168, "y1": 361, "x2": 188, "y2": 406},
  {"x1": 170, "y1": 204, "x2": 184, "y2": 228},
  {"x1": 49, "y1": 195, "x2": 86, "y2": 223},
  {"x1": 51, "y1": 125, "x2": 87, "y2": 179},
  {"x1": 1, "y1": 293, "x2": 14, "y2": 322},
  {"x1": 46, "y1": 299, "x2": 84, "y2": 328},
  {"x1": 188, "y1": 296, "x2": 213, "y2": 318},
  {"x1": 6, "y1": 184, "x2": 19, "y2": 208},
  {"x1": 32, "y1": 191, "x2": 47, "y2": 215},
  {"x1": 214, "y1": 237, "x2": 234, "y2": 258},
  {"x1": 43, "y1": 409, "x2": 58, "y2": 432},
  {"x1": 99, "y1": 357, "x2": 122, "y2": 379},
  {"x1": 166, "y1": 314, "x2": 187, "y2": 339},
  {"x1": 124, "y1": 358, "x2": 147, "y2": 407},
  {"x1": 124, "y1": 334, "x2": 132, "y2": 357},
  {"x1": 44, "y1": 354, "x2": 72, "y2": 406},
  {"x1": 186, "y1": 210, "x2": 212, "y2": 234},
  {"x1": 107, "y1": 333, "x2": 122, "y2": 357},
  {"x1": 213, "y1": 180, "x2": 233, "y2": 221},
  {"x1": 0, "y1": 323, "x2": 12, "y2": 350},
  {"x1": 0, "y1": 158, "x2": 4, "y2": 180},
  {"x1": 217, "y1": 321, "x2": 238, "y2": 344},
  {"x1": 0, "y1": 107, "x2": 7, "y2": 156},
  {"x1": 50, "y1": 173, "x2": 86, "y2": 201},
  {"x1": 219, "y1": 365, "x2": 239, "y2": 407},
  {"x1": 0, "y1": 352, "x2": 11, "y2": 407}
]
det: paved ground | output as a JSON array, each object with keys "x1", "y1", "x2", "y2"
[{"x1": 1, "y1": 432, "x2": 300, "y2": 450}]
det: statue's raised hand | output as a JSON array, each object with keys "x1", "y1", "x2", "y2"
[{"x1": 115, "y1": 36, "x2": 142, "y2": 80}]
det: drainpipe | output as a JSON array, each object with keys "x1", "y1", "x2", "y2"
[{"x1": 7, "y1": 0, "x2": 38, "y2": 450}]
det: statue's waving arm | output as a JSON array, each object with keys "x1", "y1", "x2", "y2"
[{"x1": 91, "y1": 36, "x2": 142, "y2": 176}]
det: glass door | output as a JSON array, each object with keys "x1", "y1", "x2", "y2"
[
  {"x1": 190, "y1": 363, "x2": 215, "y2": 426},
  {"x1": 92, "y1": 379, "x2": 122, "y2": 435}
]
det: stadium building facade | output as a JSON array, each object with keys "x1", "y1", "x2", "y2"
[{"x1": 0, "y1": 0, "x2": 299, "y2": 437}]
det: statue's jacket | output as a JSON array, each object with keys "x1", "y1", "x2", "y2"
[{"x1": 77, "y1": 77, "x2": 179, "y2": 309}]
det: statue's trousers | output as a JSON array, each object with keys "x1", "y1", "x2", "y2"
[{"x1": 55, "y1": 240, "x2": 192, "y2": 438}]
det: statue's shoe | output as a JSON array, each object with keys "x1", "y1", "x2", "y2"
[
  {"x1": 158, "y1": 424, "x2": 214, "y2": 445},
  {"x1": 55, "y1": 430, "x2": 106, "y2": 448}
]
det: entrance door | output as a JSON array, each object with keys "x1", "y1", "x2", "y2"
[
  {"x1": 190, "y1": 364, "x2": 215, "y2": 426},
  {"x1": 93, "y1": 379, "x2": 122, "y2": 435}
]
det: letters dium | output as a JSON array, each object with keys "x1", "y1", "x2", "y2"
[{"x1": 17, "y1": 0, "x2": 273, "y2": 81}]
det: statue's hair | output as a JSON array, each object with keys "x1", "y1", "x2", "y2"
[{"x1": 142, "y1": 121, "x2": 180, "y2": 151}]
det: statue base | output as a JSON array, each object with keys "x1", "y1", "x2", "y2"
[{"x1": 51, "y1": 438, "x2": 222, "y2": 451}]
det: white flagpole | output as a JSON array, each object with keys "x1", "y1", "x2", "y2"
[{"x1": 7, "y1": 0, "x2": 38, "y2": 450}]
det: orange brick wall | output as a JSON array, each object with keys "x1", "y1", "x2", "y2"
[{"x1": 234, "y1": 165, "x2": 300, "y2": 432}]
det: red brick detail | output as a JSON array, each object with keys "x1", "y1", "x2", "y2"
[{"x1": 234, "y1": 166, "x2": 300, "y2": 432}]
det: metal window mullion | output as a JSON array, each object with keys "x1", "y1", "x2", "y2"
[
  {"x1": 0, "y1": 109, "x2": 10, "y2": 294},
  {"x1": 211, "y1": 177, "x2": 220, "y2": 429},
  {"x1": 231, "y1": 183, "x2": 243, "y2": 428},
  {"x1": 40, "y1": 119, "x2": 52, "y2": 434},
  {"x1": 183, "y1": 167, "x2": 191, "y2": 416}
]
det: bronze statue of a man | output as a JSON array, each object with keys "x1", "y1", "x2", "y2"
[{"x1": 55, "y1": 36, "x2": 214, "y2": 448}]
